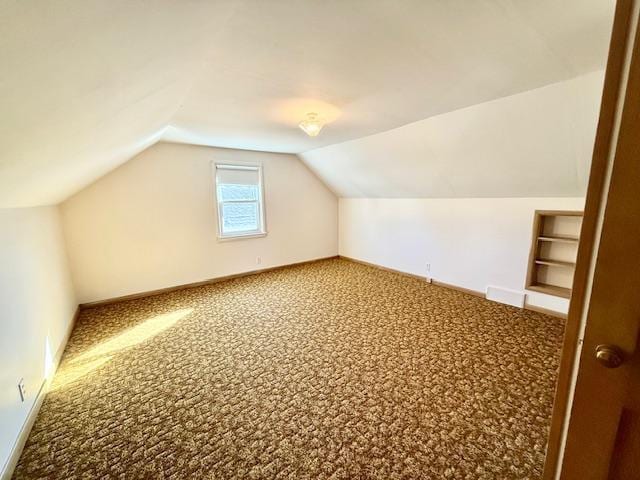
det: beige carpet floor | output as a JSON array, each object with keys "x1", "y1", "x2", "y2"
[{"x1": 14, "y1": 258, "x2": 564, "y2": 479}]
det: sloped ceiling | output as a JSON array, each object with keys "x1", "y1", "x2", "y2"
[
  {"x1": 1, "y1": 0, "x2": 614, "y2": 207},
  {"x1": 0, "y1": 0, "x2": 238, "y2": 207},
  {"x1": 300, "y1": 71, "x2": 604, "y2": 198}
]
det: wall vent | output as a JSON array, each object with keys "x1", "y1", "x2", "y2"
[{"x1": 485, "y1": 286, "x2": 525, "y2": 308}]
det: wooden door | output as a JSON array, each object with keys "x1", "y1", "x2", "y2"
[{"x1": 546, "y1": 0, "x2": 640, "y2": 478}]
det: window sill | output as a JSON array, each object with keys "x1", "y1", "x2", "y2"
[{"x1": 217, "y1": 232, "x2": 267, "y2": 242}]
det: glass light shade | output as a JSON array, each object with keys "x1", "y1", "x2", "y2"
[{"x1": 299, "y1": 113, "x2": 324, "y2": 137}]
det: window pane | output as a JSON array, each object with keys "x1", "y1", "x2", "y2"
[
  {"x1": 218, "y1": 184, "x2": 259, "y2": 201},
  {"x1": 221, "y1": 202, "x2": 259, "y2": 233}
]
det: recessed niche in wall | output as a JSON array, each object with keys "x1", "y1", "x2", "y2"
[{"x1": 525, "y1": 210, "x2": 583, "y2": 299}]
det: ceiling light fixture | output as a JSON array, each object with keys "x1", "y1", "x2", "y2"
[{"x1": 298, "y1": 112, "x2": 324, "y2": 137}]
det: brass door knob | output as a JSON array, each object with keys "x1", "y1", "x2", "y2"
[{"x1": 595, "y1": 344, "x2": 624, "y2": 368}]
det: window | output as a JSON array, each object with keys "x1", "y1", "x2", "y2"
[{"x1": 214, "y1": 164, "x2": 266, "y2": 239}]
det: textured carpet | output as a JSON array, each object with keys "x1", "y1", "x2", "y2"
[{"x1": 14, "y1": 258, "x2": 564, "y2": 479}]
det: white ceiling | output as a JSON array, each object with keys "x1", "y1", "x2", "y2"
[
  {"x1": 301, "y1": 71, "x2": 604, "y2": 198},
  {"x1": 0, "y1": 0, "x2": 237, "y2": 207},
  {"x1": 168, "y1": 0, "x2": 614, "y2": 153},
  {"x1": 0, "y1": 0, "x2": 614, "y2": 207}
]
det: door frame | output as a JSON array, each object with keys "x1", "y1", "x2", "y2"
[{"x1": 543, "y1": 0, "x2": 639, "y2": 478}]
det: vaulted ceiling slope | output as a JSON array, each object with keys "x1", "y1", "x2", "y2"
[
  {"x1": 1, "y1": 0, "x2": 614, "y2": 207},
  {"x1": 300, "y1": 71, "x2": 604, "y2": 198},
  {"x1": 0, "y1": 0, "x2": 238, "y2": 208}
]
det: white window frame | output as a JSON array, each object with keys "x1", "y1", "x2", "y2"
[{"x1": 213, "y1": 162, "x2": 267, "y2": 241}]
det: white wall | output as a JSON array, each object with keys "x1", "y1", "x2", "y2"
[
  {"x1": 301, "y1": 71, "x2": 603, "y2": 198},
  {"x1": 62, "y1": 142, "x2": 338, "y2": 304},
  {"x1": 0, "y1": 206, "x2": 77, "y2": 474},
  {"x1": 339, "y1": 197, "x2": 585, "y2": 314}
]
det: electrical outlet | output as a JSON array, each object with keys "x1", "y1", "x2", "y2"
[
  {"x1": 256, "y1": 256, "x2": 262, "y2": 265},
  {"x1": 18, "y1": 378, "x2": 26, "y2": 402}
]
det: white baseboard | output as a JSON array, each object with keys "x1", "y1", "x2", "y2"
[
  {"x1": 0, "y1": 379, "x2": 47, "y2": 480},
  {"x1": 0, "y1": 306, "x2": 79, "y2": 480}
]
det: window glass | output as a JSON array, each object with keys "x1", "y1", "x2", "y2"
[{"x1": 214, "y1": 164, "x2": 265, "y2": 238}]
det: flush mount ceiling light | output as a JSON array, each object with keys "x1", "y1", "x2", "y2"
[{"x1": 298, "y1": 112, "x2": 324, "y2": 137}]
